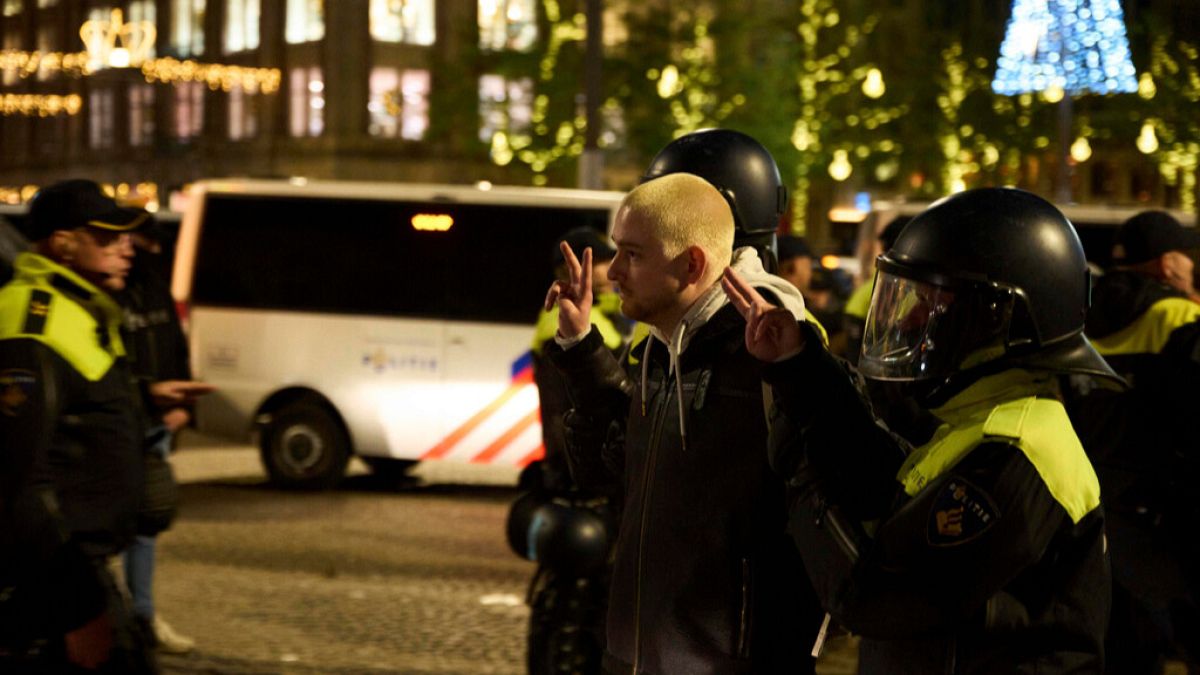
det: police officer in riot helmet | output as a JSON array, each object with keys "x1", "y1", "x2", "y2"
[{"x1": 723, "y1": 187, "x2": 1119, "y2": 673}]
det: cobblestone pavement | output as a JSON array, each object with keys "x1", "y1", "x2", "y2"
[
  {"x1": 151, "y1": 434, "x2": 847, "y2": 674},
  {"x1": 152, "y1": 435, "x2": 1193, "y2": 675}
]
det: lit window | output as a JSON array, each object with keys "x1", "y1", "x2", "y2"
[
  {"x1": 478, "y1": 74, "x2": 532, "y2": 142},
  {"x1": 1, "y1": 31, "x2": 18, "y2": 86},
  {"x1": 370, "y1": 0, "x2": 434, "y2": 45},
  {"x1": 289, "y1": 66, "x2": 324, "y2": 137},
  {"x1": 36, "y1": 0, "x2": 56, "y2": 7},
  {"x1": 228, "y1": 86, "x2": 259, "y2": 140},
  {"x1": 285, "y1": 0, "x2": 323, "y2": 44},
  {"x1": 368, "y1": 68, "x2": 429, "y2": 140},
  {"x1": 129, "y1": 83, "x2": 156, "y2": 147},
  {"x1": 89, "y1": 88, "x2": 115, "y2": 149},
  {"x1": 173, "y1": 81, "x2": 205, "y2": 139},
  {"x1": 478, "y1": 0, "x2": 536, "y2": 51},
  {"x1": 170, "y1": 0, "x2": 206, "y2": 57},
  {"x1": 128, "y1": 0, "x2": 157, "y2": 59},
  {"x1": 36, "y1": 25, "x2": 53, "y2": 80},
  {"x1": 224, "y1": 0, "x2": 260, "y2": 53},
  {"x1": 2, "y1": 1, "x2": 21, "y2": 17}
]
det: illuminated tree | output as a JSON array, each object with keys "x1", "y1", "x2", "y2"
[
  {"x1": 484, "y1": 0, "x2": 589, "y2": 186},
  {"x1": 992, "y1": 0, "x2": 1138, "y2": 96},
  {"x1": 1136, "y1": 36, "x2": 1200, "y2": 211},
  {"x1": 783, "y1": 0, "x2": 905, "y2": 234},
  {"x1": 919, "y1": 42, "x2": 1060, "y2": 196}
]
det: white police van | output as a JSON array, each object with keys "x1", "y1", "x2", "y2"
[{"x1": 171, "y1": 179, "x2": 624, "y2": 488}]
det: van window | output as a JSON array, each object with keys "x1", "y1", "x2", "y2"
[{"x1": 191, "y1": 194, "x2": 609, "y2": 323}]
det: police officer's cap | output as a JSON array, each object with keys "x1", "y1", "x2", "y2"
[
  {"x1": 23, "y1": 179, "x2": 151, "y2": 242},
  {"x1": 777, "y1": 235, "x2": 813, "y2": 263},
  {"x1": 553, "y1": 227, "x2": 616, "y2": 267},
  {"x1": 1113, "y1": 210, "x2": 1200, "y2": 264}
]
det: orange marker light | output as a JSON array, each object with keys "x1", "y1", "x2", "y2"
[{"x1": 411, "y1": 214, "x2": 454, "y2": 232}]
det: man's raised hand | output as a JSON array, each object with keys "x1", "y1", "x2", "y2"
[
  {"x1": 721, "y1": 267, "x2": 805, "y2": 363},
  {"x1": 544, "y1": 242, "x2": 593, "y2": 339}
]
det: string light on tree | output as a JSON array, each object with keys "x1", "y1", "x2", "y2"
[
  {"x1": 828, "y1": 149, "x2": 853, "y2": 181},
  {"x1": 862, "y1": 68, "x2": 885, "y2": 98},
  {"x1": 1137, "y1": 120, "x2": 1159, "y2": 154},
  {"x1": 1070, "y1": 136, "x2": 1092, "y2": 162}
]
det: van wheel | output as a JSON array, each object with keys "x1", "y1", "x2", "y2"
[
  {"x1": 260, "y1": 403, "x2": 350, "y2": 490},
  {"x1": 361, "y1": 457, "x2": 418, "y2": 480}
]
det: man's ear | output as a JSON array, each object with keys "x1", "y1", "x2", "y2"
[
  {"x1": 684, "y1": 245, "x2": 708, "y2": 285},
  {"x1": 48, "y1": 230, "x2": 78, "y2": 262}
]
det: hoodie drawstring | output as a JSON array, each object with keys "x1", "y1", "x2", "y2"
[
  {"x1": 640, "y1": 338, "x2": 652, "y2": 417},
  {"x1": 673, "y1": 322, "x2": 688, "y2": 452}
]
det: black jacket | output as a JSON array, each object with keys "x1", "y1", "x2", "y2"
[
  {"x1": 1072, "y1": 271, "x2": 1200, "y2": 512},
  {"x1": 118, "y1": 251, "x2": 191, "y2": 386},
  {"x1": 766, "y1": 326, "x2": 1109, "y2": 674},
  {"x1": 1069, "y1": 271, "x2": 1200, "y2": 670},
  {"x1": 0, "y1": 255, "x2": 143, "y2": 642},
  {"x1": 549, "y1": 304, "x2": 822, "y2": 675}
]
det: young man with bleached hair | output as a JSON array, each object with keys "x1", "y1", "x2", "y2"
[{"x1": 543, "y1": 172, "x2": 824, "y2": 675}]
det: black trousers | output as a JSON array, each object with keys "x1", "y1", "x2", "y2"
[{"x1": 0, "y1": 557, "x2": 157, "y2": 675}]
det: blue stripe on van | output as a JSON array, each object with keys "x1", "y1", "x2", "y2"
[{"x1": 511, "y1": 350, "x2": 533, "y2": 380}]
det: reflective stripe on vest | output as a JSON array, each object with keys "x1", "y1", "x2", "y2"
[
  {"x1": 532, "y1": 291, "x2": 626, "y2": 355},
  {"x1": 1089, "y1": 297, "x2": 1200, "y2": 357},
  {"x1": 844, "y1": 277, "x2": 875, "y2": 320},
  {"x1": 0, "y1": 254, "x2": 123, "y2": 381},
  {"x1": 897, "y1": 371, "x2": 1101, "y2": 524}
]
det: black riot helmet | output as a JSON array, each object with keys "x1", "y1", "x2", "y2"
[
  {"x1": 642, "y1": 129, "x2": 787, "y2": 269},
  {"x1": 526, "y1": 499, "x2": 609, "y2": 576},
  {"x1": 858, "y1": 188, "x2": 1122, "y2": 402}
]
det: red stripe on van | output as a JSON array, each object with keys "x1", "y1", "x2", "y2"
[
  {"x1": 516, "y1": 444, "x2": 546, "y2": 468},
  {"x1": 469, "y1": 409, "x2": 540, "y2": 464},
  {"x1": 420, "y1": 383, "x2": 526, "y2": 460}
]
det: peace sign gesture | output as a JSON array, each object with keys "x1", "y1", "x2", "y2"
[
  {"x1": 544, "y1": 241, "x2": 594, "y2": 339},
  {"x1": 721, "y1": 267, "x2": 806, "y2": 362}
]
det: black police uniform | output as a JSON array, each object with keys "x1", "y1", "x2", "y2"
[
  {"x1": 761, "y1": 189, "x2": 1117, "y2": 674},
  {"x1": 1070, "y1": 268, "x2": 1200, "y2": 672},
  {"x1": 0, "y1": 252, "x2": 149, "y2": 672},
  {"x1": 767, "y1": 342, "x2": 1109, "y2": 674}
]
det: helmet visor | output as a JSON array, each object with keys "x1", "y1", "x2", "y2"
[{"x1": 859, "y1": 272, "x2": 960, "y2": 381}]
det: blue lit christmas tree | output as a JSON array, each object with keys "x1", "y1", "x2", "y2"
[{"x1": 993, "y1": 0, "x2": 1138, "y2": 95}]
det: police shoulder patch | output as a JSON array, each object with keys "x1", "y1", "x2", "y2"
[
  {"x1": 926, "y1": 476, "x2": 1000, "y2": 547},
  {"x1": 0, "y1": 368, "x2": 37, "y2": 417},
  {"x1": 22, "y1": 289, "x2": 52, "y2": 335}
]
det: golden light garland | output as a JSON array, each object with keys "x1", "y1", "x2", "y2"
[
  {"x1": 2, "y1": 50, "x2": 280, "y2": 94},
  {"x1": 0, "y1": 93, "x2": 82, "y2": 116},
  {"x1": 141, "y1": 58, "x2": 281, "y2": 94},
  {"x1": 0, "y1": 50, "x2": 93, "y2": 78},
  {"x1": 1, "y1": 182, "x2": 161, "y2": 207}
]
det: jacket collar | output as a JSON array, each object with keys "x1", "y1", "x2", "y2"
[
  {"x1": 928, "y1": 368, "x2": 1058, "y2": 425},
  {"x1": 14, "y1": 252, "x2": 124, "y2": 328}
]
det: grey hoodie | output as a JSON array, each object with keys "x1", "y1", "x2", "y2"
[{"x1": 643, "y1": 246, "x2": 807, "y2": 451}]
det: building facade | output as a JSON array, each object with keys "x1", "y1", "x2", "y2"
[{"x1": 0, "y1": 0, "x2": 626, "y2": 202}]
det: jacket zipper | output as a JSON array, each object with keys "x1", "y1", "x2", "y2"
[
  {"x1": 737, "y1": 557, "x2": 752, "y2": 657},
  {"x1": 632, "y1": 366, "x2": 672, "y2": 675},
  {"x1": 820, "y1": 500, "x2": 860, "y2": 562}
]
